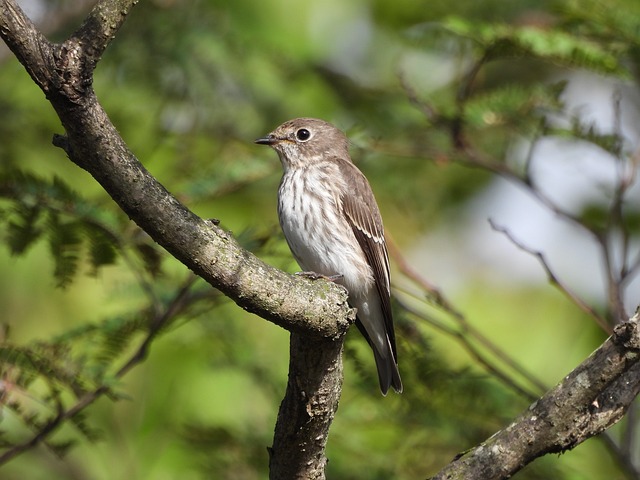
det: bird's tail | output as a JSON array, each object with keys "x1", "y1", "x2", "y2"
[
  {"x1": 372, "y1": 341, "x2": 403, "y2": 396},
  {"x1": 356, "y1": 319, "x2": 403, "y2": 395}
]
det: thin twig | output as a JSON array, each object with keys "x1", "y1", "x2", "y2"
[
  {"x1": 600, "y1": 429, "x2": 640, "y2": 480},
  {"x1": 602, "y1": 91, "x2": 636, "y2": 323},
  {"x1": 116, "y1": 275, "x2": 198, "y2": 378},
  {"x1": 488, "y1": 219, "x2": 611, "y2": 333},
  {"x1": 396, "y1": 296, "x2": 540, "y2": 401},
  {"x1": 398, "y1": 71, "x2": 438, "y2": 124},
  {"x1": 388, "y1": 235, "x2": 547, "y2": 397}
]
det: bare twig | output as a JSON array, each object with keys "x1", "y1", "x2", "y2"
[
  {"x1": 600, "y1": 91, "x2": 638, "y2": 323},
  {"x1": 398, "y1": 71, "x2": 438, "y2": 124},
  {"x1": 600, "y1": 431, "x2": 640, "y2": 479},
  {"x1": 451, "y1": 91, "x2": 638, "y2": 330},
  {"x1": 489, "y1": 219, "x2": 611, "y2": 333},
  {"x1": 0, "y1": 2, "x2": 351, "y2": 477},
  {"x1": 395, "y1": 296, "x2": 540, "y2": 400},
  {"x1": 452, "y1": 53, "x2": 489, "y2": 149},
  {"x1": 388, "y1": 235, "x2": 547, "y2": 396}
]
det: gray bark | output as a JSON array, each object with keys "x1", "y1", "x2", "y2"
[
  {"x1": 431, "y1": 319, "x2": 640, "y2": 479},
  {"x1": 0, "y1": 1, "x2": 351, "y2": 477},
  {"x1": 2, "y1": 1, "x2": 640, "y2": 478}
]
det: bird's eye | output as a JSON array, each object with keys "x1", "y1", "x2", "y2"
[{"x1": 296, "y1": 128, "x2": 311, "y2": 141}]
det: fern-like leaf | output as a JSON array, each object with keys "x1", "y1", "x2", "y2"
[
  {"x1": 7, "y1": 204, "x2": 42, "y2": 255},
  {"x1": 82, "y1": 222, "x2": 119, "y2": 274},
  {"x1": 441, "y1": 18, "x2": 627, "y2": 76},
  {"x1": 47, "y1": 213, "x2": 82, "y2": 288}
]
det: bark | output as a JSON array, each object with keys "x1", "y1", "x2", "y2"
[
  {"x1": 0, "y1": 0, "x2": 352, "y2": 340},
  {"x1": 431, "y1": 318, "x2": 640, "y2": 480},
  {"x1": 2, "y1": 1, "x2": 640, "y2": 479},
  {"x1": 269, "y1": 334, "x2": 344, "y2": 480},
  {"x1": 0, "y1": 0, "x2": 351, "y2": 476}
]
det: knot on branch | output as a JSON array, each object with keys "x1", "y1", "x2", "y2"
[
  {"x1": 612, "y1": 315, "x2": 640, "y2": 350},
  {"x1": 53, "y1": 39, "x2": 93, "y2": 104},
  {"x1": 52, "y1": 133, "x2": 71, "y2": 155}
]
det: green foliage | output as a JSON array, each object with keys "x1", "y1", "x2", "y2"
[
  {"x1": 548, "y1": 117, "x2": 624, "y2": 158},
  {"x1": 441, "y1": 17, "x2": 625, "y2": 74},
  {"x1": 182, "y1": 424, "x2": 268, "y2": 480},
  {"x1": 0, "y1": 170, "x2": 165, "y2": 286},
  {"x1": 47, "y1": 213, "x2": 83, "y2": 288},
  {"x1": 0, "y1": 278, "x2": 229, "y2": 463},
  {"x1": 1, "y1": 0, "x2": 640, "y2": 479},
  {"x1": 463, "y1": 82, "x2": 564, "y2": 131},
  {"x1": 0, "y1": 343, "x2": 85, "y2": 394},
  {"x1": 1, "y1": 171, "x2": 117, "y2": 286},
  {"x1": 578, "y1": 202, "x2": 609, "y2": 233}
]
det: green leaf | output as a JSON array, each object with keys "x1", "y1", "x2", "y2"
[
  {"x1": 47, "y1": 213, "x2": 82, "y2": 288},
  {"x1": 7, "y1": 204, "x2": 42, "y2": 255},
  {"x1": 463, "y1": 83, "x2": 565, "y2": 130},
  {"x1": 82, "y1": 223, "x2": 119, "y2": 274},
  {"x1": 579, "y1": 203, "x2": 608, "y2": 233},
  {"x1": 134, "y1": 241, "x2": 163, "y2": 278},
  {"x1": 441, "y1": 18, "x2": 626, "y2": 75},
  {"x1": 94, "y1": 314, "x2": 144, "y2": 371}
]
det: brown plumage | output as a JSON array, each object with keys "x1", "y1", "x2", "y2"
[{"x1": 255, "y1": 118, "x2": 402, "y2": 394}]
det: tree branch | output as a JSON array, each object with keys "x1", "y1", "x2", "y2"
[
  {"x1": 431, "y1": 315, "x2": 640, "y2": 480},
  {"x1": 269, "y1": 333, "x2": 346, "y2": 479},
  {"x1": 0, "y1": 0, "x2": 351, "y2": 339},
  {"x1": 71, "y1": 0, "x2": 137, "y2": 67},
  {"x1": 0, "y1": 274, "x2": 197, "y2": 465},
  {"x1": 0, "y1": 0, "x2": 54, "y2": 91},
  {"x1": 0, "y1": 0, "x2": 351, "y2": 475}
]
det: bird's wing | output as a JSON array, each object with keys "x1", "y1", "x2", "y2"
[{"x1": 335, "y1": 157, "x2": 397, "y2": 359}]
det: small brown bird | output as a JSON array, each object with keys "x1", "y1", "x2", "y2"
[{"x1": 255, "y1": 118, "x2": 402, "y2": 395}]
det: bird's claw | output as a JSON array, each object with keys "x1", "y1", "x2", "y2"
[
  {"x1": 325, "y1": 274, "x2": 344, "y2": 282},
  {"x1": 296, "y1": 271, "x2": 343, "y2": 282}
]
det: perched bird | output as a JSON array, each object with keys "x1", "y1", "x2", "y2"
[{"x1": 255, "y1": 118, "x2": 402, "y2": 395}]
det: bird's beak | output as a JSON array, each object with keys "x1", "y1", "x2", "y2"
[{"x1": 254, "y1": 134, "x2": 277, "y2": 145}]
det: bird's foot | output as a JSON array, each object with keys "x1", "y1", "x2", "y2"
[{"x1": 296, "y1": 271, "x2": 343, "y2": 282}]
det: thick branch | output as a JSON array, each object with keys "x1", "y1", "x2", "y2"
[
  {"x1": 0, "y1": 0, "x2": 352, "y2": 339},
  {"x1": 0, "y1": 2, "x2": 350, "y2": 474},
  {"x1": 269, "y1": 333, "x2": 346, "y2": 480},
  {"x1": 431, "y1": 317, "x2": 640, "y2": 480},
  {"x1": 71, "y1": 0, "x2": 137, "y2": 67},
  {"x1": 0, "y1": 0, "x2": 54, "y2": 91}
]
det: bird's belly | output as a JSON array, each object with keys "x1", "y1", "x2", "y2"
[{"x1": 278, "y1": 193, "x2": 373, "y2": 294}]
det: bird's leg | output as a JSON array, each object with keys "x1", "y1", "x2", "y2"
[{"x1": 295, "y1": 271, "x2": 344, "y2": 282}]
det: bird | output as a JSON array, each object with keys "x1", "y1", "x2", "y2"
[{"x1": 255, "y1": 117, "x2": 402, "y2": 395}]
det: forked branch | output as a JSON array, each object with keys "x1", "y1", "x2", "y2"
[{"x1": 0, "y1": 0, "x2": 351, "y2": 477}]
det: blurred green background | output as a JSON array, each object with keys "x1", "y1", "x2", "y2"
[{"x1": 1, "y1": 0, "x2": 639, "y2": 478}]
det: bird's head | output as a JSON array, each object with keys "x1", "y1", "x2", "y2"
[{"x1": 255, "y1": 117, "x2": 349, "y2": 170}]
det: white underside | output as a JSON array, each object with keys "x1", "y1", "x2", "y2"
[{"x1": 278, "y1": 166, "x2": 389, "y2": 353}]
